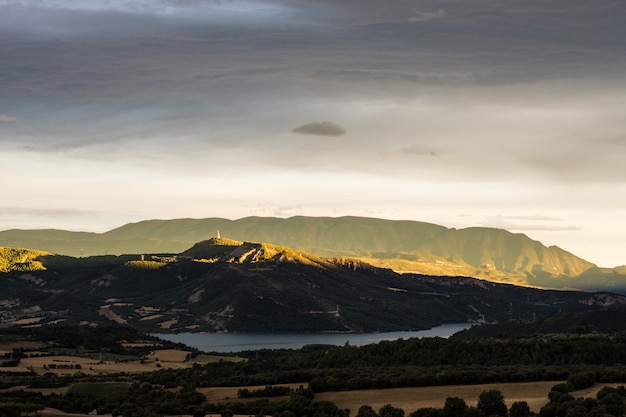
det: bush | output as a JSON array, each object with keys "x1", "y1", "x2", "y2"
[{"x1": 567, "y1": 372, "x2": 596, "y2": 391}]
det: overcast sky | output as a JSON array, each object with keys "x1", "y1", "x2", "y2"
[{"x1": 1, "y1": 0, "x2": 625, "y2": 266}]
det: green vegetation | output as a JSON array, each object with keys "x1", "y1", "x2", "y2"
[
  {"x1": 68, "y1": 382, "x2": 130, "y2": 398},
  {"x1": 238, "y1": 385, "x2": 293, "y2": 398}
]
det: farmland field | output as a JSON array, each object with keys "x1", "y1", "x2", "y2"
[
  {"x1": 196, "y1": 381, "x2": 625, "y2": 415},
  {"x1": 9, "y1": 380, "x2": 626, "y2": 417},
  {"x1": 314, "y1": 381, "x2": 624, "y2": 415}
]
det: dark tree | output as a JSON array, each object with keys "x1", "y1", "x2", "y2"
[
  {"x1": 192, "y1": 409, "x2": 207, "y2": 417},
  {"x1": 567, "y1": 372, "x2": 596, "y2": 391},
  {"x1": 443, "y1": 397, "x2": 467, "y2": 417},
  {"x1": 379, "y1": 404, "x2": 405, "y2": 417},
  {"x1": 477, "y1": 390, "x2": 507, "y2": 417},
  {"x1": 509, "y1": 401, "x2": 531, "y2": 417},
  {"x1": 462, "y1": 408, "x2": 485, "y2": 417},
  {"x1": 410, "y1": 409, "x2": 443, "y2": 417},
  {"x1": 358, "y1": 405, "x2": 379, "y2": 417}
]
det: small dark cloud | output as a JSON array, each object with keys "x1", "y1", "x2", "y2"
[
  {"x1": 400, "y1": 145, "x2": 440, "y2": 157},
  {"x1": 292, "y1": 121, "x2": 347, "y2": 137}
]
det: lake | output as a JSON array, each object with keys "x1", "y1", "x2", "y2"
[{"x1": 154, "y1": 322, "x2": 472, "y2": 353}]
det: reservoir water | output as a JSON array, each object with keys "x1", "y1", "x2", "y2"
[{"x1": 154, "y1": 322, "x2": 472, "y2": 353}]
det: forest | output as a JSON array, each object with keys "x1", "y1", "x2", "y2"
[{"x1": 2, "y1": 325, "x2": 626, "y2": 416}]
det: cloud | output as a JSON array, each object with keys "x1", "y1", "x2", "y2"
[
  {"x1": 0, "y1": 114, "x2": 16, "y2": 122},
  {"x1": 292, "y1": 121, "x2": 347, "y2": 137},
  {"x1": 497, "y1": 215, "x2": 565, "y2": 222},
  {"x1": 400, "y1": 145, "x2": 441, "y2": 157},
  {"x1": 0, "y1": 206, "x2": 96, "y2": 218},
  {"x1": 480, "y1": 215, "x2": 582, "y2": 232},
  {"x1": 408, "y1": 8, "x2": 445, "y2": 22}
]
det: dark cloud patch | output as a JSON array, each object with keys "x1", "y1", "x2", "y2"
[
  {"x1": 2, "y1": 0, "x2": 625, "y2": 113},
  {"x1": 292, "y1": 121, "x2": 347, "y2": 137},
  {"x1": 408, "y1": 8, "x2": 445, "y2": 22},
  {"x1": 400, "y1": 145, "x2": 441, "y2": 157}
]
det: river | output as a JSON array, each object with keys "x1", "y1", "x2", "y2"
[{"x1": 154, "y1": 322, "x2": 472, "y2": 353}]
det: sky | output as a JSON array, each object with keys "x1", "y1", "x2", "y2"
[{"x1": 1, "y1": 0, "x2": 625, "y2": 267}]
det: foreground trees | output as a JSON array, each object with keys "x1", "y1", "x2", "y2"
[
  {"x1": 477, "y1": 390, "x2": 507, "y2": 417},
  {"x1": 509, "y1": 401, "x2": 531, "y2": 417},
  {"x1": 2, "y1": 380, "x2": 626, "y2": 417},
  {"x1": 539, "y1": 385, "x2": 626, "y2": 417},
  {"x1": 443, "y1": 397, "x2": 467, "y2": 417}
]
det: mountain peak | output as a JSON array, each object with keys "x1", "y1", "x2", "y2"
[{"x1": 182, "y1": 238, "x2": 326, "y2": 267}]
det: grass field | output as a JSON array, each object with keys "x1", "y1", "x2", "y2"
[
  {"x1": 2, "y1": 348, "x2": 244, "y2": 377},
  {"x1": 315, "y1": 381, "x2": 626, "y2": 416},
  {"x1": 15, "y1": 348, "x2": 204, "y2": 376},
  {"x1": 195, "y1": 380, "x2": 611, "y2": 414},
  {"x1": 315, "y1": 381, "x2": 560, "y2": 415},
  {"x1": 197, "y1": 383, "x2": 307, "y2": 402}
]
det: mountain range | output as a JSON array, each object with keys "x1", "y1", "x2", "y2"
[
  {"x1": 1, "y1": 216, "x2": 624, "y2": 292},
  {"x1": 2, "y1": 237, "x2": 625, "y2": 333}
]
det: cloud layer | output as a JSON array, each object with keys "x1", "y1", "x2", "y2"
[{"x1": 1, "y1": 0, "x2": 625, "y2": 266}]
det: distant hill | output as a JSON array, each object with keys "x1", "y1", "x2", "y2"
[
  {"x1": 1, "y1": 216, "x2": 624, "y2": 292},
  {"x1": 453, "y1": 304, "x2": 626, "y2": 338},
  {"x1": 2, "y1": 240, "x2": 625, "y2": 333}
]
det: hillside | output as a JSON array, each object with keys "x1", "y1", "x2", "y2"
[
  {"x1": 453, "y1": 304, "x2": 626, "y2": 338},
  {"x1": 0, "y1": 216, "x2": 624, "y2": 292},
  {"x1": 1, "y1": 240, "x2": 626, "y2": 333}
]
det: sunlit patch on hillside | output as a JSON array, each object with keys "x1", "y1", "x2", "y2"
[
  {"x1": 124, "y1": 260, "x2": 167, "y2": 269},
  {"x1": 0, "y1": 247, "x2": 51, "y2": 272}
]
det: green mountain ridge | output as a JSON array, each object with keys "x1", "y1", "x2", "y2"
[
  {"x1": 2, "y1": 239, "x2": 626, "y2": 333},
  {"x1": 0, "y1": 216, "x2": 623, "y2": 292}
]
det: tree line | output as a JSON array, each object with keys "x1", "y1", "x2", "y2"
[
  {"x1": 4, "y1": 382, "x2": 625, "y2": 417},
  {"x1": 131, "y1": 332, "x2": 626, "y2": 391}
]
